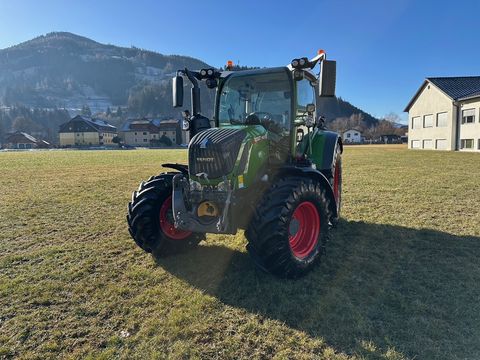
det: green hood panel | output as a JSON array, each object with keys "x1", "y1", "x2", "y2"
[{"x1": 189, "y1": 125, "x2": 269, "y2": 189}]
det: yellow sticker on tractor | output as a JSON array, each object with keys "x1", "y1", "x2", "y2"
[{"x1": 238, "y1": 175, "x2": 244, "y2": 189}]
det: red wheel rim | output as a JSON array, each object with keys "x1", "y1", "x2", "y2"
[
  {"x1": 288, "y1": 201, "x2": 320, "y2": 259},
  {"x1": 333, "y1": 160, "x2": 340, "y2": 202},
  {"x1": 159, "y1": 195, "x2": 192, "y2": 240}
]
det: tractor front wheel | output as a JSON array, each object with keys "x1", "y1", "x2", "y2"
[
  {"x1": 245, "y1": 177, "x2": 331, "y2": 278},
  {"x1": 127, "y1": 174, "x2": 205, "y2": 256}
]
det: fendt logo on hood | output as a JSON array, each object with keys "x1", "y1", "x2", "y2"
[{"x1": 197, "y1": 157, "x2": 215, "y2": 162}]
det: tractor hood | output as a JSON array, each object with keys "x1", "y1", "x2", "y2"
[
  {"x1": 189, "y1": 127, "x2": 246, "y2": 180},
  {"x1": 188, "y1": 125, "x2": 268, "y2": 188}
]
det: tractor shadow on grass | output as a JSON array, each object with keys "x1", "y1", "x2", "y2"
[{"x1": 156, "y1": 221, "x2": 480, "y2": 359}]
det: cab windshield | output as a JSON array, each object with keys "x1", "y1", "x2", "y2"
[{"x1": 218, "y1": 70, "x2": 291, "y2": 133}]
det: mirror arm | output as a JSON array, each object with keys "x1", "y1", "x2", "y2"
[{"x1": 184, "y1": 68, "x2": 201, "y2": 115}]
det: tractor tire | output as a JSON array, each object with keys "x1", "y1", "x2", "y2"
[
  {"x1": 324, "y1": 146, "x2": 342, "y2": 226},
  {"x1": 245, "y1": 176, "x2": 331, "y2": 278},
  {"x1": 127, "y1": 174, "x2": 205, "y2": 256}
]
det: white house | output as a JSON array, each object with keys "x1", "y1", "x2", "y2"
[
  {"x1": 404, "y1": 76, "x2": 480, "y2": 151},
  {"x1": 342, "y1": 129, "x2": 362, "y2": 144}
]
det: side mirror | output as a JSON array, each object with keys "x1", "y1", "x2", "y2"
[
  {"x1": 181, "y1": 119, "x2": 190, "y2": 131},
  {"x1": 319, "y1": 60, "x2": 336, "y2": 97},
  {"x1": 172, "y1": 76, "x2": 184, "y2": 107}
]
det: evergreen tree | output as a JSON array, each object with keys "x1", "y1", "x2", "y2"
[{"x1": 81, "y1": 105, "x2": 92, "y2": 117}]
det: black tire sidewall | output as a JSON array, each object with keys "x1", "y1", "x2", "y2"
[{"x1": 285, "y1": 184, "x2": 329, "y2": 267}]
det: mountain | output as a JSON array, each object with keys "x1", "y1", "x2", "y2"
[
  {"x1": 0, "y1": 32, "x2": 215, "y2": 116},
  {"x1": 318, "y1": 97, "x2": 378, "y2": 127},
  {"x1": 0, "y1": 32, "x2": 378, "y2": 135}
]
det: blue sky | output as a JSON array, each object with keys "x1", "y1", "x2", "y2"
[{"x1": 1, "y1": 0, "x2": 479, "y2": 121}]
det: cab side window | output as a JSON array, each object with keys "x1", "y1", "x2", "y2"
[{"x1": 296, "y1": 79, "x2": 314, "y2": 116}]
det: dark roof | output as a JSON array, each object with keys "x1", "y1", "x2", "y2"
[
  {"x1": 59, "y1": 115, "x2": 117, "y2": 133},
  {"x1": 428, "y1": 77, "x2": 480, "y2": 100},
  {"x1": 405, "y1": 76, "x2": 480, "y2": 111},
  {"x1": 120, "y1": 118, "x2": 179, "y2": 132},
  {"x1": 5, "y1": 131, "x2": 38, "y2": 144}
]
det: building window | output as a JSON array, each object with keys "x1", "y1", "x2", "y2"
[
  {"x1": 143, "y1": 139, "x2": 148, "y2": 142},
  {"x1": 411, "y1": 140, "x2": 421, "y2": 148},
  {"x1": 134, "y1": 132, "x2": 138, "y2": 135},
  {"x1": 143, "y1": 132, "x2": 147, "y2": 135},
  {"x1": 422, "y1": 139, "x2": 433, "y2": 149},
  {"x1": 436, "y1": 112, "x2": 448, "y2": 127},
  {"x1": 412, "y1": 116, "x2": 421, "y2": 129},
  {"x1": 436, "y1": 139, "x2": 447, "y2": 150},
  {"x1": 462, "y1": 109, "x2": 475, "y2": 124},
  {"x1": 461, "y1": 139, "x2": 474, "y2": 149},
  {"x1": 423, "y1": 114, "x2": 433, "y2": 128},
  {"x1": 347, "y1": 133, "x2": 351, "y2": 138},
  {"x1": 163, "y1": 131, "x2": 167, "y2": 135}
]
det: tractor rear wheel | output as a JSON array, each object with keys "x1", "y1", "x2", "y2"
[
  {"x1": 245, "y1": 177, "x2": 331, "y2": 278},
  {"x1": 127, "y1": 174, "x2": 205, "y2": 255}
]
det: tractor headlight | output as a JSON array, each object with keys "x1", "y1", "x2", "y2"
[
  {"x1": 299, "y1": 58, "x2": 306, "y2": 66},
  {"x1": 200, "y1": 69, "x2": 207, "y2": 77},
  {"x1": 291, "y1": 59, "x2": 299, "y2": 68},
  {"x1": 206, "y1": 78, "x2": 218, "y2": 89},
  {"x1": 207, "y1": 69, "x2": 214, "y2": 76}
]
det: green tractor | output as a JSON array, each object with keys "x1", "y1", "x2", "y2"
[{"x1": 127, "y1": 50, "x2": 342, "y2": 278}]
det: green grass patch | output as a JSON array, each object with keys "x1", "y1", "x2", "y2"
[{"x1": 0, "y1": 146, "x2": 479, "y2": 359}]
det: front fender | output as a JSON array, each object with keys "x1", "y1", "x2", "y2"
[
  {"x1": 276, "y1": 166, "x2": 338, "y2": 220},
  {"x1": 312, "y1": 130, "x2": 342, "y2": 170}
]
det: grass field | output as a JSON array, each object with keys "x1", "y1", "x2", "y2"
[{"x1": 1, "y1": 145, "x2": 480, "y2": 359}]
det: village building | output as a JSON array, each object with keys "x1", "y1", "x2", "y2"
[
  {"x1": 378, "y1": 134, "x2": 402, "y2": 144},
  {"x1": 405, "y1": 76, "x2": 480, "y2": 151},
  {"x1": 120, "y1": 118, "x2": 180, "y2": 147},
  {"x1": 3, "y1": 131, "x2": 50, "y2": 149},
  {"x1": 58, "y1": 115, "x2": 117, "y2": 147},
  {"x1": 342, "y1": 129, "x2": 363, "y2": 144}
]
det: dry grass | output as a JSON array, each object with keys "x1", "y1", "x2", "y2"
[{"x1": 0, "y1": 146, "x2": 479, "y2": 359}]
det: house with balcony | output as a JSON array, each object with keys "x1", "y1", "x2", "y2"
[
  {"x1": 59, "y1": 115, "x2": 117, "y2": 147},
  {"x1": 120, "y1": 118, "x2": 180, "y2": 147}
]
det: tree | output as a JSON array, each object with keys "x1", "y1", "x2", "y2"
[
  {"x1": 12, "y1": 116, "x2": 39, "y2": 133},
  {"x1": 116, "y1": 106, "x2": 123, "y2": 117},
  {"x1": 112, "y1": 136, "x2": 122, "y2": 147},
  {"x1": 158, "y1": 135, "x2": 172, "y2": 147},
  {"x1": 81, "y1": 105, "x2": 92, "y2": 117},
  {"x1": 384, "y1": 112, "x2": 403, "y2": 125},
  {"x1": 106, "y1": 107, "x2": 112, "y2": 117}
]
